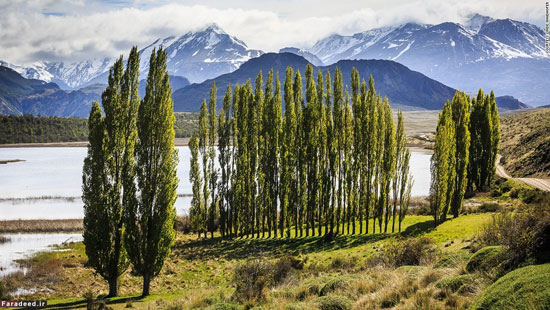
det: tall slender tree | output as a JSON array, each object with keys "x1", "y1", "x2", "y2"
[
  {"x1": 83, "y1": 48, "x2": 140, "y2": 297},
  {"x1": 126, "y1": 48, "x2": 178, "y2": 296},
  {"x1": 207, "y1": 83, "x2": 218, "y2": 238},
  {"x1": 450, "y1": 92, "x2": 471, "y2": 218},
  {"x1": 189, "y1": 135, "x2": 204, "y2": 237},
  {"x1": 430, "y1": 102, "x2": 456, "y2": 225},
  {"x1": 218, "y1": 85, "x2": 233, "y2": 237}
]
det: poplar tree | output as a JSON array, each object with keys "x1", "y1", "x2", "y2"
[
  {"x1": 126, "y1": 48, "x2": 178, "y2": 296},
  {"x1": 332, "y1": 68, "x2": 344, "y2": 235},
  {"x1": 198, "y1": 99, "x2": 209, "y2": 237},
  {"x1": 489, "y1": 91, "x2": 500, "y2": 186},
  {"x1": 294, "y1": 70, "x2": 306, "y2": 237},
  {"x1": 304, "y1": 64, "x2": 319, "y2": 236},
  {"x1": 365, "y1": 76, "x2": 378, "y2": 234},
  {"x1": 381, "y1": 99, "x2": 396, "y2": 233},
  {"x1": 392, "y1": 110, "x2": 406, "y2": 232},
  {"x1": 450, "y1": 92, "x2": 470, "y2": 218},
  {"x1": 430, "y1": 102, "x2": 456, "y2": 225},
  {"x1": 83, "y1": 47, "x2": 139, "y2": 297},
  {"x1": 281, "y1": 67, "x2": 296, "y2": 238},
  {"x1": 189, "y1": 135, "x2": 204, "y2": 237},
  {"x1": 207, "y1": 83, "x2": 218, "y2": 238},
  {"x1": 218, "y1": 85, "x2": 233, "y2": 237}
]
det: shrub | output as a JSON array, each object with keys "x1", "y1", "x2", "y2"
[
  {"x1": 379, "y1": 236, "x2": 437, "y2": 267},
  {"x1": 232, "y1": 259, "x2": 272, "y2": 304},
  {"x1": 435, "y1": 274, "x2": 474, "y2": 292},
  {"x1": 478, "y1": 203, "x2": 500, "y2": 213},
  {"x1": 330, "y1": 255, "x2": 357, "y2": 270},
  {"x1": 477, "y1": 207, "x2": 550, "y2": 269},
  {"x1": 173, "y1": 215, "x2": 193, "y2": 234},
  {"x1": 466, "y1": 246, "x2": 504, "y2": 273},
  {"x1": 272, "y1": 256, "x2": 303, "y2": 285},
  {"x1": 470, "y1": 264, "x2": 550, "y2": 310},
  {"x1": 316, "y1": 295, "x2": 352, "y2": 310}
]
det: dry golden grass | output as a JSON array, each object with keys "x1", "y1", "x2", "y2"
[
  {"x1": 0, "y1": 219, "x2": 83, "y2": 233},
  {"x1": 500, "y1": 108, "x2": 550, "y2": 178}
]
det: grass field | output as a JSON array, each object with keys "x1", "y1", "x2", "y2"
[{"x1": 3, "y1": 212, "x2": 494, "y2": 309}]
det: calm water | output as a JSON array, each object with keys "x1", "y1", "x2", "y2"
[
  {"x1": 0, "y1": 147, "x2": 431, "y2": 220},
  {"x1": 0, "y1": 233, "x2": 82, "y2": 279}
]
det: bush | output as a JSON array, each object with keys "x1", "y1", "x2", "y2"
[
  {"x1": 470, "y1": 264, "x2": 550, "y2": 310},
  {"x1": 466, "y1": 246, "x2": 504, "y2": 273},
  {"x1": 316, "y1": 295, "x2": 352, "y2": 310},
  {"x1": 379, "y1": 236, "x2": 437, "y2": 267},
  {"x1": 272, "y1": 256, "x2": 303, "y2": 285},
  {"x1": 435, "y1": 274, "x2": 474, "y2": 292},
  {"x1": 478, "y1": 203, "x2": 500, "y2": 213},
  {"x1": 477, "y1": 207, "x2": 550, "y2": 269},
  {"x1": 232, "y1": 259, "x2": 272, "y2": 304},
  {"x1": 173, "y1": 215, "x2": 193, "y2": 234}
]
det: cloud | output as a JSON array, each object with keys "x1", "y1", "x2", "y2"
[{"x1": 0, "y1": 0, "x2": 545, "y2": 64}]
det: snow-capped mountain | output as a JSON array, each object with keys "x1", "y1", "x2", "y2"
[
  {"x1": 2, "y1": 24, "x2": 262, "y2": 90},
  {"x1": 303, "y1": 14, "x2": 550, "y2": 106},
  {"x1": 0, "y1": 58, "x2": 114, "y2": 90},
  {"x1": 137, "y1": 24, "x2": 262, "y2": 83}
]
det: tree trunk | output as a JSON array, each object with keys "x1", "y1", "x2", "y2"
[
  {"x1": 108, "y1": 277, "x2": 118, "y2": 297},
  {"x1": 142, "y1": 274, "x2": 151, "y2": 297}
]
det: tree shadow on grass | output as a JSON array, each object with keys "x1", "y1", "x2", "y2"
[
  {"x1": 174, "y1": 221, "x2": 436, "y2": 261},
  {"x1": 43, "y1": 296, "x2": 143, "y2": 309}
]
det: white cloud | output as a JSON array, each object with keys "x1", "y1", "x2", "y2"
[{"x1": 0, "y1": 0, "x2": 545, "y2": 64}]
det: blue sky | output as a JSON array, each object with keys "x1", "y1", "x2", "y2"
[{"x1": 0, "y1": 0, "x2": 546, "y2": 64}]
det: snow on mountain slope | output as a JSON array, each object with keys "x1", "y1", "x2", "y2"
[{"x1": 2, "y1": 24, "x2": 262, "y2": 90}]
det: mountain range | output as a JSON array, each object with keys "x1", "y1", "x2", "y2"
[
  {"x1": 299, "y1": 14, "x2": 549, "y2": 106},
  {"x1": 0, "y1": 24, "x2": 261, "y2": 89},
  {"x1": 172, "y1": 53, "x2": 527, "y2": 112},
  {"x1": 0, "y1": 14, "x2": 544, "y2": 116}
]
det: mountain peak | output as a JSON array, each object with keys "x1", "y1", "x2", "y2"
[
  {"x1": 201, "y1": 23, "x2": 225, "y2": 34},
  {"x1": 465, "y1": 13, "x2": 494, "y2": 32}
]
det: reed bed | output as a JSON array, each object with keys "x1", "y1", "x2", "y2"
[{"x1": 0, "y1": 219, "x2": 83, "y2": 233}]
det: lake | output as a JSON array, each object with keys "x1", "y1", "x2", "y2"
[{"x1": 0, "y1": 147, "x2": 431, "y2": 220}]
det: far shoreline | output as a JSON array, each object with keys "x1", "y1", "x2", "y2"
[{"x1": 0, "y1": 138, "x2": 190, "y2": 148}]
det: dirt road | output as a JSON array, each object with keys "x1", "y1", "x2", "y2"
[{"x1": 496, "y1": 155, "x2": 550, "y2": 192}]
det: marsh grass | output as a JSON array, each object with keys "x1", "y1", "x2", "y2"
[{"x1": 0, "y1": 219, "x2": 83, "y2": 233}]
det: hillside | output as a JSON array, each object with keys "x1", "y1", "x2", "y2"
[
  {"x1": 500, "y1": 108, "x2": 550, "y2": 178},
  {"x1": 0, "y1": 113, "x2": 198, "y2": 144},
  {"x1": 172, "y1": 53, "x2": 458, "y2": 112},
  {"x1": 172, "y1": 53, "x2": 528, "y2": 113}
]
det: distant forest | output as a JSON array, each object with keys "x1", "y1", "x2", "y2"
[{"x1": 0, "y1": 113, "x2": 198, "y2": 144}]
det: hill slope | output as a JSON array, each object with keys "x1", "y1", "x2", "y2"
[
  {"x1": 172, "y1": 53, "x2": 526, "y2": 112},
  {"x1": 500, "y1": 108, "x2": 550, "y2": 178}
]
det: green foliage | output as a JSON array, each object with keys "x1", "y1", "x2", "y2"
[
  {"x1": 450, "y1": 91, "x2": 471, "y2": 217},
  {"x1": 470, "y1": 264, "x2": 550, "y2": 310},
  {"x1": 477, "y1": 207, "x2": 550, "y2": 269},
  {"x1": 0, "y1": 114, "x2": 88, "y2": 143},
  {"x1": 190, "y1": 66, "x2": 413, "y2": 239},
  {"x1": 125, "y1": 47, "x2": 178, "y2": 296},
  {"x1": 316, "y1": 295, "x2": 352, "y2": 310},
  {"x1": 83, "y1": 48, "x2": 141, "y2": 296},
  {"x1": 468, "y1": 89, "x2": 500, "y2": 191},
  {"x1": 466, "y1": 246, "x2": 504, "y2": 273},
  {"x1": 430, "y1": 101, "x2": 456, "y2": 225}
]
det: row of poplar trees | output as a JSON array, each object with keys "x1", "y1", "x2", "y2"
[
  {"x1": 189, "y1": 64, "x2": 414, "y2": 239},
  {"x1": 430, "y1": 90, "x2": 500, "y2": 225},
  {"x1": 82, "y1": 47, "x2": 178, "y2": 297}
]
